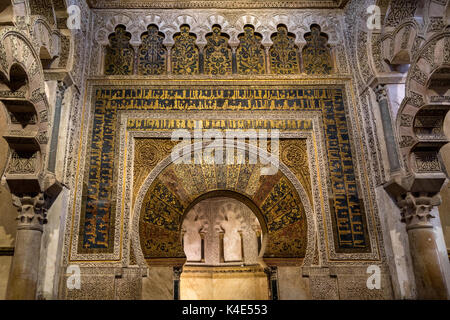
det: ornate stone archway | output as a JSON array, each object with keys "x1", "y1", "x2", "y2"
[
  {"x1": 131, "y1": 141, "x2": 315, "y2": 269},
  {"x1": 0, "y1": 28, "x2": 57, "y2": 300}
]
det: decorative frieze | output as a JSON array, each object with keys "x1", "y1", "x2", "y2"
[
  {"x1": 104, "y1": 26, "x2": 135, "y2": 75},
  {"x1": 414, "y1": 151, "x2": 441, "y2": 173},
  {"x1": 7, "y1": 150, "x2": 38, "y2": 175},
  {"x1": 399, "y1": 135, "x2": 415, "y2": 148}
]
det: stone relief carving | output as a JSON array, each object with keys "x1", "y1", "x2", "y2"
[
  {"x1": 182, "y1": 198, "x2": 261, "y2": 266},
  {"x1": 91, "y1": 10, "x2": 342, "y2": 76},
  {"x1": 385, "y1": 0, "x2": 418, "y2": 28}
]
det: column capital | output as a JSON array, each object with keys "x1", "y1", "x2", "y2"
[
  {"x1": 13, "y1": 193, "x2": 47, "y2": 232},
  {"x1": 56, "y1": 80, "x2": 67, "y2": 100},
  {"x1": 374, "y1": 84, "x2": 388, "y2": 102},
  {"x1": 397, "y1": 192, "x2": 441, "y2": 230},
  {"x1": 173, "y1": 266, "x2": 182, "y2": 280}
]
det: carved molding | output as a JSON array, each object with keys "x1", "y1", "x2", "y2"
[
  {"x1": 88, "y1": 0, "x2": 350, "y2": 9},
  {"x1": 13, "y1": 193, "x2": 47, "y2": 232}
]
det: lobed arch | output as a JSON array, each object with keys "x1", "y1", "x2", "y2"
[
  {"x1": 135, "y1": 14, "x2": 174, "y2": 45},
  {"x1": 98, "y1": 14, "x2": 136, "y2": 45},
  {"x1": 33, "y1": 0, "x2": 73, "y2": 71},
  {"x1": 0, "y1": 28, "x2": 51, "y2": 195},
  {"x1": 268, "y1": 15, "x2": 299, "y2": 35},
  {"x1": 396, "y1": 32, "x2": 450, "y2": 175},
  {"x1": 299, "y1": 13, "x2": 340, "y2": 44},
  {"x1": 131, "y1": 141, "x2": 316, "y2": 269},
  {"x1": 381, "y1": 20, "x2": 420, "y2": 70},
  {"x1": 171, "y1": 14, "x2": 203, "y2": 45},
  {"x1": 235, "y1": 14, "x2": 263, "y2": 34},
  {"x1": 205, "y1": 14, "x2": 232, "y2": 34},
  {"x1": 203, "y1": 14, "x2": 234, "y2": 45},
  {"x1": 0, "y1": 29, "x2": 46, "y2": 95},
  {"x1": 183, "y1": 190, "x2": 269, "y2": 237},
  {"x1": 182, "y1": 190, "x2": 269, "y2": 263},
  {"x1": 95, "y1": 12, "x2": 337, "y2": 50}
]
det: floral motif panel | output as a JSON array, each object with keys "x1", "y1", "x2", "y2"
[
  {"x1": 138, "y1": 25, "x2": 167, "y2": 75},
  {"x1": 236, "y1": 25, "x2": 266, "y2": 74},
  {"x1": 204, "y1": 25, "x2": 232, "y2": 75},
  {"x1": 269, "y1": 25, "x2": 300, "y2": 74},
  {"x1": 104, "y1": 25, "x2": 134, "y2": 75},
  {"x1": 302, "y1": 25, "x2": 333, "y2": 75},
  {"x1": 172, "y1": 25, "x2": 200, "y2": 75}
]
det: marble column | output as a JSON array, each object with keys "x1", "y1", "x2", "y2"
[
  {"x1": 6, "y1": 194, "x2": 46, "y2": 300},
  {"x1": 231, "y1": 45, "x2": 238, "y2": 74},
  {"x1": 173, "y1": 266, "x2": 182, "y2": 300},
  {"x1": 398, "y1": 192, "x2": 449, "y2": 299},
  {"x1": 374, "y1": 84, "x2": 401, "y2": 172},
  {"x1": 132, "y1": 44, "x2": 140, "y2": 75},
  {"x1": 166, "y1": 46, "x2": 172, "y2": 74},
  {"x1": 264, "y1": 46, "x2": 271, "y2": 74}
]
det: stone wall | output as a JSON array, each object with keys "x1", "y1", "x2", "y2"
[
  {"x1": 142, "y1": 266, "x2": 174, "y2": 300},
  {"x1": 0, "y1": 103, "x2": 17, "y2": 299},
  {"x1": 438, "y1": 114, "x2": 450, "y2": 258}
]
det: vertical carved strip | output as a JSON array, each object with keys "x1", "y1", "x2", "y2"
[{"x1": 374, "y1": 84, "x2": 401, "y2": 172}]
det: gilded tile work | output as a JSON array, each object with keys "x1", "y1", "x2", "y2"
[
  {"x1": 104, "y1": 26, "x2": 135, "y2": 75},
  {"x1": 139, "y1": 155, "x2": 308, "y2": 259},
  {"x1": 269, "y1": 25, "x2": 301, "y2": 74},
  {"x1": 133, "y1": 138, "x2": 177, "y2": 203},
  {"x1": 236, "y1": 26, "x2": 266, "y2": 74},
  {"x1": 204, "y1": 25, "x2": 232, "y2": 75},
  {"x1": 82, "y1": 87, "x2": 369, "y2": 254},
  {"x1": 302, "y1": 25, "x2": 333, "y2": 75},
  {"x1": 171, "y1": 25, "x2": 200, "y2": 75},
  {"x1": 138, "y1": 25, "x2": 167, "y2": 75},
  {"x1": 280, "y1": 139, "x2": 312, "y2": 202}
]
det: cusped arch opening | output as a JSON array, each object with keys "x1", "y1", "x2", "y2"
[
  {"x1": 428, "y1": 67, "x2": 450, "y2": 96},
  {"x1": 137, "y1": 142, "x2": 311, "y2": 268},
  {"x1": 181, "y1": 193, "x2": 266, "y2": 267},
  {"x1": 1, "y1": 63, "x2": 30, "y2": 92},
  {"x1": 39, "y1": 46, "x2": 56, "y2": 69}
]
